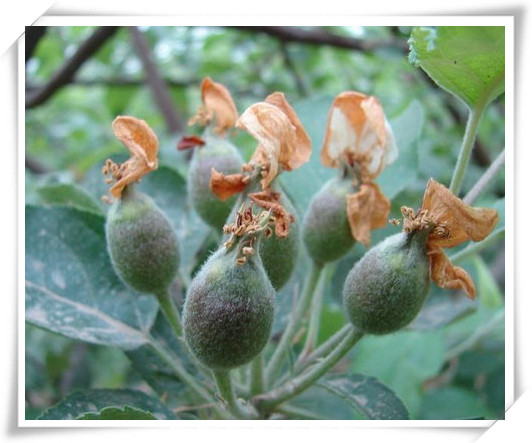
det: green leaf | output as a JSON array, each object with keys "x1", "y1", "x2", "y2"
[
  {"x1": 409, "y1": 289, "x2": 476, "y2": 331},
  {"x1": 418, "y1": 387, "x2": 491, "y2": 420},
  {"x1": 78, "y1": 405, "x2": 157, "y2": 420},
  {"x1": 409, "y1": 26, "x2": 505, "y2": 108},
  {"x1": 38, "y1": 389, "x2": 175, "y2": 420},
  {"x1": 25, "y1": 205, "x2": 158, "y2": 350},
  {"x1": 473, "y1": 256, "x2": 503, "y2": 308},
  {"x1": 351, "y1": 330, "x2": 445, "y2": 417},
  {"x1": 125, "y1": 312, "x2": 197, "y2": 406},
  {"x1": 318, "y1": 373, "x2": 410, "y2": 420},
  {"x1": 287, "y1": 386, "x2": 353, "y2": 420},
  {"x1": 36, "y1": 183, "x2": 103, "y2": 214},
  {"x1": 377, "y1": 100, "x2": 423, "y2": 199}
]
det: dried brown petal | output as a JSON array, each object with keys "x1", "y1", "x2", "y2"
[
  {"x1": 321, "y1": 91, "x2": 397, "y2": 180},
  {"x1": 427, "y1": 245, "x2": 476, "y2": 299},
  {"x1": 201, "y1": 77, "x2": 238, "y2": 134},
  {"x1": 238, "y1": 94, "x2": 311, "y2": 189},
  {"x1": 247, "y1": 189, "x2": 294, "y2": 238},
  {"x1": 346, "y1": 183, "x2": 390, "y2": 248},
  {"x1": 265, "y1": 92, "x2": 311, "y2": 171},
  {"x1": 422, "y1": 179, "x2": 499, "y2": 248},
  {"x1": 107, "y1": 116, "x2": 159, "y2": 198},
  {"x1": 210, "y1": 168, "x2": 248, "y2": 201}
]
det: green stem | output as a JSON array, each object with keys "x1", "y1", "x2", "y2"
[
  {"x1": 297, "y1": 266, "x2": 326, "y2": 362},
  {"x1": 265, "y1": 262, "x2": 323, "y2": 386},
  {"x1": 449, "y1": 106, "x2": 484, "y2": 195},
  {"x1": 463, "y1": 149, "x2": 505, "y2": 205},
  {"x1": 255, "y1": 327, "x2": 364, "y2": 412},
  {"x1": 249, "y1": 353, "x2": 265, "y2": 396},
  {"x1": 444, "y1": 308, "x2": 504, "y2": 361},
  {"x1": 450, "y1": 227, "x2": 505, "y2": 264},
  {"x1": 294, "y1": 324, "x2": 352, "y2": 375},
  {"x1": 148, "y1": 339, "x2": 228, "y2": 418},
  {"x1": 155, "y1": 289, "x2": 182, "y2": 337},
  {"x1": 212, "y1": 370, "x2": 251, "y2": 419}
]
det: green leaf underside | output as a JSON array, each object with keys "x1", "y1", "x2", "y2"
[
  {"x1": 409, "y1": 26, "x2": 504, "y2": 108},
  {"x1": 318, "y1": 374, "x2": 410, "y2": 420},
  {"x1": 38, "y1": 389, "x2": 175, "y2": 420},
  {"x1": 25, "y1": 205, "x2": 158, "y2": 350}
]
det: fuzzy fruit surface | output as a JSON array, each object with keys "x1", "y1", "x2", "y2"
[
  {"x1": 259, "y1": 190, "x2": 299, "y2": 290},
  {"x1": 302, "y1": 176, "x2": 357, "y2": 265},
  {"x1": 106, "y1": 187, "x2": 179, "y2": 294},
  {"x1": 183, "y1": 247, "x2": 275, "y2": 370},
  {"x1": 188, "y1": 137, "x2": 243, "y2": 230},
  {"x1": 343, "y1": 231, "x2": 430, "y2": 335}
]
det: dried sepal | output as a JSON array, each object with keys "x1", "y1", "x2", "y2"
[
  {"x1": 104, "y1": 116, "x2": 159, "y2": 199},
  {"x1": 237, "y1": 94, "x2": 311, "y2": 189},
  {"x1": 189, "y1": 77, "x2": 238, "y2": 135},
  {"x1": 210, "y1": 168, "x2": 248, "y2": 201},
  {"x1": 248, "y1": 188, "x2": 295, "y2": 238},
  {"x1": 177, "y1": 135, "x2": 205, "y2": 151},
  {"x1": 346, "y1": 183, "x2": 390, "y2": 248},
  {"x1": 321, "y1": 91, "x2": 397, "y2": 181}
]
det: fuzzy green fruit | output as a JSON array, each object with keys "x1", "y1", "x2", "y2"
[
  {"x1": 183, "y1": 246, "x2": 275, "y2": 370},
  {"x1": 188, "y1": 136, "x2": 243, "y2": 230},
  {"x1": 343, "y1": 230, "x2": 430, "y2": 335},
  {"x1": 106, "y1": 187, "x2": 179, "y2": 294},
  {"x1": 259, "y1": 190, "x2": 299, "y2": 290},
  {"x1": 302, "y1": 176, "x2": 357, "y2": 265}
]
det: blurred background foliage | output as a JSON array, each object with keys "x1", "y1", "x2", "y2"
[{"x1": 25, "y1": 26, "x2": 505, "y2": 420}]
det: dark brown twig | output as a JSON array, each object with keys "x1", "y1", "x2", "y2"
[
  {"x1": 129, "y1": 27, "x2": 184, "y2": 134},
  {"x1": 25, "y1": 26, "x2": 47, "y2": 63},
  {"x1": 228, "y1": 26, "x2": 407, "y2": 52},
  {"x1": 26, "y1": 26, "x2": 120, "y2": 109}
]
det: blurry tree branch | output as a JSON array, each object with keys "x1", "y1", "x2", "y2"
[
  {"x1": 26, "y1": 77, "x2": 196, "y2": 91},
  {"x1": 25, "y1": 26, "x2": 47, "y2": 63},
  {"x1": 279, "y1": 43, "x2": 308, "y2": 98},
  {"x1": 228, "y1": 26, "x2": 407, "y2": 52},
  {"x1": 25, "y1": 26, "x2": 120, "y2": 109},
  {"x1": 25, "y1": 156, "x2": 50, "y2": 174},
  {"x1": 129, "y1": 27, "x2": 184, "y2": 134}
]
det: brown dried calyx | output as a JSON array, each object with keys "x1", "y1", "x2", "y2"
[
  {"x1": 102, "y1": 116, "x2": 158, "y2": 200},
  {"x1": 396, "y1": 179, "x2": 499, "y2": 299},
  {"x1": 188, "y1": 77, "x2": 238, "y2": 136},
  {"x1": 223, "y1": 204, "x2": 273, "y2": 266}
]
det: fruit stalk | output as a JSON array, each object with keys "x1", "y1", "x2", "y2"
[
  {"x1": 255, "y1": 326, "x2": 364, "y2": 412},
  {"x1": 249, "y1": 353, "x2": 265, "y2": 396},
  {"x1": 213, "y1": 370, "x2": 252, "y2": 419},
  {"x1": 265, "y1": 262, "x2": 323, "y2": 386},
  {"x1": 155, "y1": 289, "x2": 182, "y2": 337}
]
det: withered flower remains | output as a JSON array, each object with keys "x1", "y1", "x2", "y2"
[
  {"x1": 103, "y1": 116, "x2": 159, "y2": 199},
  {"x1": 400, "y1": 179, "x2": 499, "y2": 299},
  {"x1": 321, "y1": 91, "x2": 398, "y2": 247}
]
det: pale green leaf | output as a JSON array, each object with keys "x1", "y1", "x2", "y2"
[{"x1": 409, "y1": 26, "x2": 505, "y2": 108}]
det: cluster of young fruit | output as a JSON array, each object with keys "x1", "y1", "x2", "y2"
[{"x1": 102, "y1": 79, "x2": 498, "y2": 415}]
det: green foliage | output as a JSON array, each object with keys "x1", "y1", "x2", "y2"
[
  {"x1": 318, "y1": 374, "x2": 410, "y2": 420},
  {"x1": 38, "y1": 389, "x2": 175, "y2": 420},
  {"x1": 409, "y1": 26, "x2": 505, "y2": 108},
  {"x1": 25, "y1": 205, "x2": 158, "y2": 350},
  {"x1": 25, "y1": 25, "x2": 505, "y2": 421}
]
